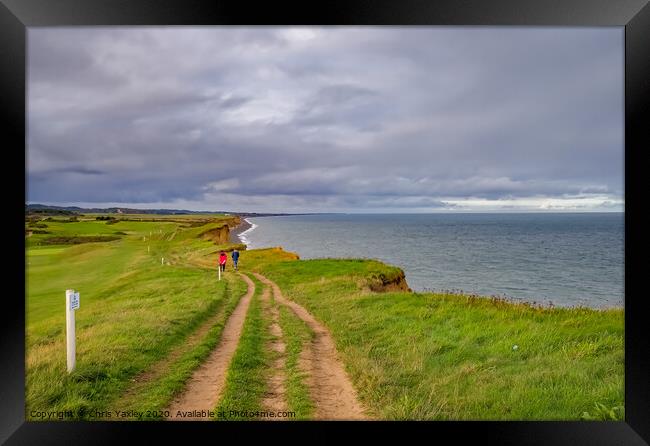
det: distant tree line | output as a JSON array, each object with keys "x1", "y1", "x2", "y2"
[{"x1": 27, "y1": 208, "x2": 76, "y2": 216}]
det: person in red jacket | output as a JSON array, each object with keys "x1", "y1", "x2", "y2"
[{"x1": 219, "y1": 251, "x2": 227, "y2": 272}]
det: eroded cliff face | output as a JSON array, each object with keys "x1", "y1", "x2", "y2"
[
  {"x1": 227, "y1": 216, "x2": 242, "y2": 228},
  {"x1": 200, "y1": 226, "x2": 230, "y2": 244},
  {"x1": 199, "y1": 216, "x2": 241, "y2": 245},
  {"x1": 367, "y1": 269, "x2": 411, "y2": 293}
]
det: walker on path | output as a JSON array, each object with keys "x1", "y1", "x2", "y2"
[{"x1": 218, "y1": 251, "x2": 227, "y2": 280}]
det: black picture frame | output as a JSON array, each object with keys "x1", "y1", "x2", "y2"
[{"x1": 3, "y1": 0, "x2": 649, "y2": 444}]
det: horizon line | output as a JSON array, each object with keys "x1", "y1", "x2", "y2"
[{"x1": 26, "y1": 202, "x2": 624, "y2": 215}]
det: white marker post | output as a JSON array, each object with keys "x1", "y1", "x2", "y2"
[
  {"x1": 161, "y1": 257, "x2": 164, "y2": 265},
  {"x1": 218, "y1": 265, "x2": 221, "y2": 281},
  {"x1": 65, "y1": 289, "x2": 79, "y2": 373}
]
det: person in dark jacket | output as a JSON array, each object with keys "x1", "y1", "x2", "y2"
[{"x1": 231, "y1": 249, "x2": 240, "y2": 271}]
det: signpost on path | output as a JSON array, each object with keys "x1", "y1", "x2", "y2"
[{"x1": 65, "y1": 289, "x2": 79, "y2": 373}]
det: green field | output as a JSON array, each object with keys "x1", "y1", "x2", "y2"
[
  {"x1": 25, "y1": 214, "x2": 624, "y2": 421},
  {"x1": 253, "y1": 258, "x2": 624, "y2": 420},
  {"x1": 26, "y1": 214, "x2": 238, "y2": 419}
]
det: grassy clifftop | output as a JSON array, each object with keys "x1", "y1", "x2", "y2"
[
  {"x1": 243, "y1": 249, "x2": 623, "y2": 420},
  {"x1": 25, "y1": 214, "x2": 245, "y2": 418},
  {"x1": 25, "y1": 215, "x2": 623, "y2": 420}
]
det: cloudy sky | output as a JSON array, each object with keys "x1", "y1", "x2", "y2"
[{"x1": 27, "y1": 27, "x2": 623, "y2": 213}]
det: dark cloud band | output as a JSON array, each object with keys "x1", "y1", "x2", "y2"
[{"x1": 27, "y1": 27, "x2": 623, "y2": 212}]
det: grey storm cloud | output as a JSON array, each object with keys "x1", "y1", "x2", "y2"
[{"x1": 27, "y1": 27, "x2": 624, "y2": 212}]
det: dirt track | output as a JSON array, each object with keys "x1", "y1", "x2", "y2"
[
  {"x1": 163, "y1": 270, "x2": 368, "y2": 420},
  {"x1": 165, "y1": 273, "x2": 255, "y2": 420},
  {"x1": 252, "y1": 272, "x2": 369, "y2": 420},
  {"x1": 260, "y1": 286, "x2": 288, "y2": 417},
  {"x1": 117, "y1": 296, "x2": 230, "y2": 409}
]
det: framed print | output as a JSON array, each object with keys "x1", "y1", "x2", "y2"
[{"x1": 3, "y1": 0, "x2": 649, "y2": 444}]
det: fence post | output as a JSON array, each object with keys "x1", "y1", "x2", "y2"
[{"x1": 65, "y1": 289, "x2": 77, "y2": 373}]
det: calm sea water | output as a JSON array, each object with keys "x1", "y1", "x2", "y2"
[{"x1": 240, "y1": 213, "x2": 624, "y2": 308}]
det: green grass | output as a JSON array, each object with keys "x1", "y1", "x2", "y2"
[
  {"x1": 115, "y1": 272, "x2": 248, "y2": 420},
  {"x1": 25, "y1": 215, "x2": 239, "y2": 420},
  {"x1": 277, "y1": 304, "x2": 315, "y2": 420},
  {"x1": 26, "y1": 214, "x2": 624, "y2": 421},
  {"x1": 214, "y1": 275, "x2": 269, "y2": 420},
  {"x1": 26, "y1": 264, "x2": 229, "y2": 419},
  {"x1": 252, "y1": 253, "x2": 624, "y2": 420}
]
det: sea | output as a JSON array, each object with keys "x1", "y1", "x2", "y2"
[{"x1": 238, "y1": 213, "x2": 624, "y2": 308}]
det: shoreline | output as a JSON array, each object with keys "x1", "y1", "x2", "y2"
[
  {"x1": 226, "y1": 214, "x2": 622, "y2": 310},
  {"x1": 229, "y1": 217, "x2": 255, "y2": 245}
]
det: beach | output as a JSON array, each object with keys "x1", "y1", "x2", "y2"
[{"x1": 228, "y1": 218, "x2": 255, "y2": 244}]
